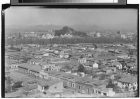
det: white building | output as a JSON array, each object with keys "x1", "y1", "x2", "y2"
[
  {"x1": 42, "y1": 34, "x2": 54, "y2": 39},
  {"x1": 78, "y1": 58, "x2": 87, "y2": 64},
  {"x1": 61, "y1": 34, "x2": 73, "y2": 38},
  {"x1": 92, "y1": 62, "x2": 99, "y2": 68},
  {"x1": 95, "y1": 32, "x2": 101, "y2": 38},
  {"x1": 121, "y1": 34, "x2": 127, "y2": 39}
]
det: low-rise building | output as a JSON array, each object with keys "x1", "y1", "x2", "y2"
[
  {"x1": 9, "y1": 64, "x2": 19, "y2": 71},
  {"x1": 112, "y1": 61, "x2": 122, "y2": 70},
  {"x1": 18, "y1": 63, "x2": 42, "y2": 78},
  {"x1": 84, "y1": 61, "x2": 99, "y2": 69},
  {"x1": 44, "y1": 71, "x2": 116, "y2": 97},
  {"x1": 78, "y1": 58, "x2": 87, "y2": 64},
  {"x1": 114, "y1": 74, "x2": 137, "y2": 92},
  {"x1": 37, "y1": 79, "x2": 63, "y2": 94},
  {"x1": 40, "y1": 63, "x2": 60, "y2": 72}
]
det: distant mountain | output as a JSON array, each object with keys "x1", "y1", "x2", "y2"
[
  {"x1": 5, "y1": 24, "x2": 137, "y2": 35},
  {"x1": 54, "y1": 26, "x2": 88, "y2": 37},
  {"x1": 5, "y1": 25, "x2": 63, "y2": 34}
]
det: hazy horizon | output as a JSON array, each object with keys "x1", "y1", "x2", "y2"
[{"x1": 5, "y1": 7, "x2": 137, "y2": 33}]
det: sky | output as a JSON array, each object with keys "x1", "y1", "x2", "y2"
[{"x1": 5, "y1": 7, "x2": 137, "y2": 31}]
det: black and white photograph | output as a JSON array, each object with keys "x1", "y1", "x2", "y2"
[{"x1": 3, "y1": 6, "x2": 138, "y2": 98}]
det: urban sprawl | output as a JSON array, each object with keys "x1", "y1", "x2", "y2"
[{"x1": 5, "y1": 27, "x2": 138, "y2": 98}]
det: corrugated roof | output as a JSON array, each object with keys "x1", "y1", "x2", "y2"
[
  {"x1": 19, "y1": 63, "x2": 42, "y2": 72},
  {"x1": 37, "y1": 79, "x2": 61, "y2": 86},
  {"x1": 118, "y1": 74, "x2": 137, "y2": 84}
]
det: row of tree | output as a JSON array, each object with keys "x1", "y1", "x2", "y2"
[{"x1": 6, "y1": 37, "x2": 133, "y2": 45}]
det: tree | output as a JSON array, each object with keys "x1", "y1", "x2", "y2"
[
  {"x1": 113, "y1": 85, "x2": 122, "y2": 93},
  {"x1": 5, "y1": 81, "x2": 11, "y2": 93},
  {"x1": 93, "y1": 43, "x2": 97, "y2": 49},
  {"x1": 134, "y1": 90, "x2": 138, "y2": 97},
  {"x1": 98, "y1": 60, "x2": 103, "y2": 69},
  {"x1": 106, "y1": 79, "x2": 114, "y2": 88},
  {"x1": 117, "y1": 31, "x2": 121, "y2": 35},
  {"x1": 77, "y1": 64, "x2": 85, "y2": 72},
  {"x1": 80, "y1": 55, "x2": 84, "y2": 58},
  {"x1": 128, "y1": 49, "x2": 134, "y2": 56},
  {"x1": 12, "y1": 81, "x2": 22, "y2": 89},
  {"x1": 44, "y1": 85, "x2": 49, "y2": 90},
  {"x1": 5, "y1": 76, "x2": 13, "y2": 93},
  {"x1": 106, "y1": 79, "x2": 122, "y2": 93}
]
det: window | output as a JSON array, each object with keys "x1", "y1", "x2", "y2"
[
  {"x1": 44, "y1": 86, "x2": 49, "y2": 90},
  {"x1": 72, "y1": 83, "x2": 75, "y2": 88},
  {"x1": 78, "y1": 86, "x2": 81, "y2": 89},
  {"x1": 93, "y1": 89, "x2": 94, "y2": 93},
  {"x1": 96, "y1": 90, "x2": 98, "y2": 94},
  {"x1": 43, "y1": 92, "x2": 46, "y2": 94},
  {"x1": 87, "y1": 88, "x2": 90, "y2": 94},
  {"x1": 103, "y1": 93, "x2": 107, "y2": 96}
]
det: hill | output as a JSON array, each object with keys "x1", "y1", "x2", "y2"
[{"x1": 54, "y1": 26, "x2": 88, "y2": 37}]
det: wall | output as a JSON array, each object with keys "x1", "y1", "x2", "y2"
[{"x1": 48, "y1": 81, "x2": 63, "y2": 93}]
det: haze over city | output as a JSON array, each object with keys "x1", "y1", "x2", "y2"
[{"x1": 5, "y1": 7, "x2": 137, "y2": 33}]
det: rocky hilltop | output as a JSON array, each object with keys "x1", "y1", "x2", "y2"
[{"x1": 54, "y1": 26, "x2": 88, "y2": 37}]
